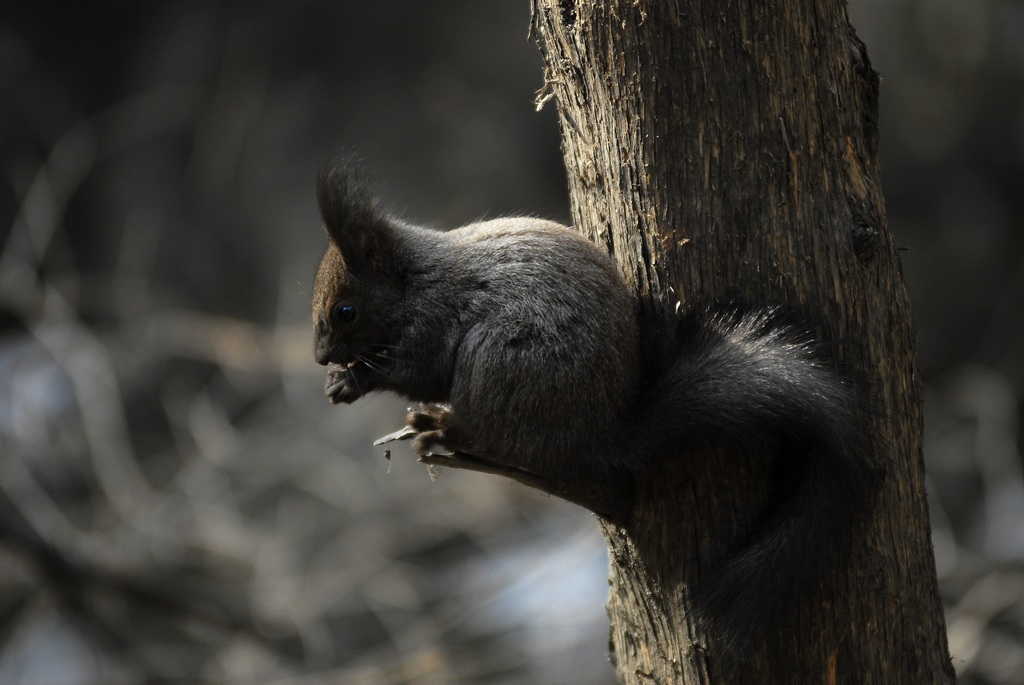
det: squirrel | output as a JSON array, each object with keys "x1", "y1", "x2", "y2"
[{"x1": 311, "y1": 158, "x2": 880, "y2": 659}]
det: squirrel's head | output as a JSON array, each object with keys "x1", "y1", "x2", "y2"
[{"x1": 312, "y1": 160, "x2": 405, "y2": 396}]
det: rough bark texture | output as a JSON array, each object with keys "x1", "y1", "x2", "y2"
[{"x1": 530, "y1": 1, "x2": 956, "y2": 683}]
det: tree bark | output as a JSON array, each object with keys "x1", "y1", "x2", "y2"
[{"x1": 530, "y1": 1, "x2": 956, "y2": 683}]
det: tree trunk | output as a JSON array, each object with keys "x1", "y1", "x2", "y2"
[{"x1": 531, "y1": 1, "x2": 956, "y2": 683}]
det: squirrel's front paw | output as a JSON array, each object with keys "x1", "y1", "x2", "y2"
[
  {"x1": 324, "y1": 362, "x2": 363, "y2": 404},
  {"x1": 406, "y1": 403, "x2": 470, "y2": 456}
]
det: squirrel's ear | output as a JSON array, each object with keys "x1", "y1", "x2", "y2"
[{"x1": 316, "y1": 157, "x2": 389, "y2": 263}]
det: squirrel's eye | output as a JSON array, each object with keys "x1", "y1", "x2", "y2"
[{"x1": 333, "y1": 303, "x2": 356, "y2": 323}]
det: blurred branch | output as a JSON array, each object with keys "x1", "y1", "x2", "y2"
[
  {"x1": 0, "y1": 85, "x2": 204, "y2": 316},
  {"x1": 945, "y1": 568, "x2": 1024, "y2": 678},
  {"x1": 135, "y1": 309, "x2": 315, "y2": 376},
  {"x1": 29, "y1": 311, "x2": 153, "y2": 516},
  {"x1": 0, "y1": 485, "x2": 305, "y2": 665}
]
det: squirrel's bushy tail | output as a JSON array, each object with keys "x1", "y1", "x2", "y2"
[{"x1": 639, "y1": 307, "x2": 882, "y2": 656}]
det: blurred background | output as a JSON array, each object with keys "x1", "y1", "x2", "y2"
[{"x1": 0, "y1": 1, "x2": 1021, "y2": 683}]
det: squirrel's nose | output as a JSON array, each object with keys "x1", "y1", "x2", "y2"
[{"x1": 313, "y1": 338, "x2": 333, "y2": 366}]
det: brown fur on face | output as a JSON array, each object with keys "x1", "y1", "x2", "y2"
[
  {"x1": 312, "y1": 242, "x2": 346, "y2": 332},
  {"x1": 311, "y1": 238, "x2": 400, "y2": 373}
]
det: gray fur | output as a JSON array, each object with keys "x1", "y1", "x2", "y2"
[{"x1": 311, "y1": 159, "x2": 880, "y2": 660}]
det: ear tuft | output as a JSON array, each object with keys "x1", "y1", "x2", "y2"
[{"x1": 316, "y1": 155, "x2": 386, "y2": 259}]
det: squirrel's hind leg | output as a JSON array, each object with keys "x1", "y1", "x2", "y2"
[{"x1": 405, "y1": 404, "x2": 632, "y2": 524}]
